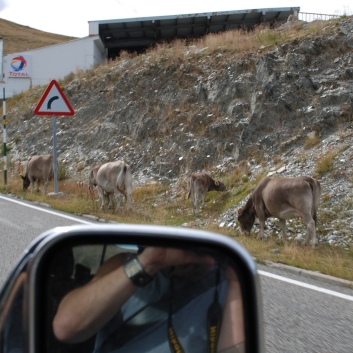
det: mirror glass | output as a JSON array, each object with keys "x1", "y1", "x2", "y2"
[{"x1": 40, "y1": 242, "x2": 245, "y2": 353}]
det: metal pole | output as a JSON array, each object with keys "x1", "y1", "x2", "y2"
[
  {"x1": 2, "y1": 87, "x2": 7, "y2": 185},
  {"x1": 52, "y1": 115, "x2": 58, "y2": 193}
]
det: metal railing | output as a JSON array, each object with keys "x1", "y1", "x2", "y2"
[{"x1": 299, "y1": 12, "x2": 340, "y2": 22}]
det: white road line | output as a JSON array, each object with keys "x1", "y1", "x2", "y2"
[
  {"x1": 0, "y1": 195, "x2": 93, "y2": 224},
  {"x1": 258, "y1": 270, "x2": 353, "y2": 301}
]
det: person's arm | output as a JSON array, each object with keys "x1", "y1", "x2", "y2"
[
  {"x1": 217, "y1": 266, "x2": 245, "y2": 353},
  {"x1": 52, "y1": 253, "x2": 139, "y2": 343},
  {"x1": 53, "y1": 247, "x2": 215, "y2": 344}
]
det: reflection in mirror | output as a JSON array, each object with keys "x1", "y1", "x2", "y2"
[{"x1": 43, "y1": 242, "x2": 245, "y2": 353}]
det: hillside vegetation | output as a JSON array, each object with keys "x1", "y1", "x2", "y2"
[
  {"x1": 1, "y1": 16, "x2": 353, "y2": 281},
  {"x1": 0, "y1": 18, "x2": 76, "y2": 55}
]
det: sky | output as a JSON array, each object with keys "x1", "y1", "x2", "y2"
[{"x1": 0, "y1": 0, "x2": 352, "y2": 38}]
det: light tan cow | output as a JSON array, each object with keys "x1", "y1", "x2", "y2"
[
  {"x1": 96, "y1": 160, "x2": 132, "y2": 211},
  {"x1": 187, "y1": 172, "x2": 226, "y2": 215},
  {"x1": 20, "y1": 154, "x2": 54, "y2": 194},
  {"x1": 237, "y1": 176, "x2": 321, "y2": 248}
]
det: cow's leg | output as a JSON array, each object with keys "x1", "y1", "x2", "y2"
[
  {"x1": 104, "y1": 192, "x2": 109, "y2": 206},
  {"x1": 44, "y1": 179, "x2": 49, "y2": 194},
  {"x1": 107, "y1": 193, "x2": 114, "y2": 209},
  {"x1": 257, "y1": 218, "x2": 266, "y2": 240},
  {"x1": 303, "y1": 217, "x2": 317, "y2": 249},
  {"x1": 279, "y1": 219, "x2": 287, "y2": 242},
  {"x1": 28, "y1": 176, "x2": 34, "y2": 193},
  {"x1": 190, "y1": 191, "x2": 197, "y2": 215},
  {"x1": 97, "y1": 186, "x2": 106, "y2": 209},
  {"x1": 256, "y1": 205, "x2": 267, "y2": 240},
  {"x1": 194, "y1": 191, "x2": 200, "y2": 216},
  {"x1": 115, "y1": 192, "x2": 123, "y2": 210},
  {"x1": 36, "y1": 180, "x2": 40, "y2": 192},
  {"x1": 125, "y1": 185, "x2": 132, "y2": 211},
  {"x1": 201, "y1": 190, "x2": 207, "y2": 209}
]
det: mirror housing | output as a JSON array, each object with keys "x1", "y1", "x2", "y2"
[{"x1": 0, "y1": 224, "x2": 265, "y2": 353}]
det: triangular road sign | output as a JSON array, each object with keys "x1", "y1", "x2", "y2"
[{"x1": 34, "y1": 80, "x2": 75, "y2": 116}]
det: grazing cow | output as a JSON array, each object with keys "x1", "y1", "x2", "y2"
[
  {"x1": 20, "y1": 154, "x2": 54, "y2": 194},
  {"x1": 237, "y1": 176, "x2": 321, "y2": 249},
  {"x1": 187, "y1": 172, "x2": 226, "y2": 215},
  {"x1": 96, "y1": 160, "x2": 132, "y2": 211}
]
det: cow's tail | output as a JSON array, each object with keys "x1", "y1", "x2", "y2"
[
  {"x1": 187, "y1": 176, "x2": 195, "y2": 200},
  {"x1": 116, "y1": 165, "x2": 128, "y2": 197},
  {"x1": 305, "y1": 177, "x2": 321, "y2": 224}
]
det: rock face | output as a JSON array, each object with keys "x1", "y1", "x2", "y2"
[{"x1": 4, "y1": 17, "x2": 353, "y2": 246}]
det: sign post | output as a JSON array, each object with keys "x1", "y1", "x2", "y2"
[
  {"x1": 2, "y1": 87, "x2": 6, "y2": 185},
  {"x1": 34, "y1": 80, "x2": 74, "y2": 195}
]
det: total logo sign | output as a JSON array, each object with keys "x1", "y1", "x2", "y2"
[{"x1": 8, "y1": 55, "x2": 31, "y2": 77}]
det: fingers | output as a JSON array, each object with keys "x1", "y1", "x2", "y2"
[{"x1": 138, "y1": 247, "x2": 215, "y2": 272}]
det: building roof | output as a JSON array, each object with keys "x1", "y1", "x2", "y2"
[{"x1": 89, "y1": 7, "x2": 300, "y2": 57}]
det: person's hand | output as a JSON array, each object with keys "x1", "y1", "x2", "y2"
[{"x1": 138, "y1": 247, "x2": 215, "y2": 276}]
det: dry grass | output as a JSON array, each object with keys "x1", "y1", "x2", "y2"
[
  {"x1": 0, "y1": 18, "x2": 76, "y2": 55},
  {"x1": 315, "y1": 150, "x2": 336, "y2": 176},
  {"x1": 118, "y1": 17, "x2": 345, "y2": 65}
]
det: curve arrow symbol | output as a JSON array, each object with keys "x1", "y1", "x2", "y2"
[{"x1": 47, "y1": 96, "x2": 59, "y2": 110}]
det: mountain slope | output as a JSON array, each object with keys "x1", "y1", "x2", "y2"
[{"x1": 0, "y1": 18, "x2": 76, "y2": 55}]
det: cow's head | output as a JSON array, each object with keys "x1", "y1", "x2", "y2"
[
  {"x1": 237, "y1": 206, "x2": 255, "y2": 235},
  {"x1": 20, "y1": 174, "x2": 30, "y2": 191},
  {"x1": 215, "y1": 181, "x2": 226, "y2": 192},
  {"x1": 237, "y1": 195, "x2": 256, "y2": 235}
]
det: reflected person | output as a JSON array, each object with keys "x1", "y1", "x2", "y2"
[{"x1": 53, "y1": 247, "x2": 245, "y2": 353}]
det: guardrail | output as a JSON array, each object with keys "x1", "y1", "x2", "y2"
[{"x1": 299, "y1": 12, "x2": 340, "y2": 22}]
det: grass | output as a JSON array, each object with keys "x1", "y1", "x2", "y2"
[
  {"x1": 315, "y1": 150, "x2": 336, "y2": 176},
  {"x1": 1, "y1": 172, "x2": 352, "y2": 282}
]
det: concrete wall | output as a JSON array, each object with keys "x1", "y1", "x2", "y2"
[{"x1": 0, "y1": 35, "x2": 106, "y2": 98}]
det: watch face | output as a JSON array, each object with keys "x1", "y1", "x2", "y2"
[{"x1": 126, "y1": 258, "x2": 142, "y2": 276}]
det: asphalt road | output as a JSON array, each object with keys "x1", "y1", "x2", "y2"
[
  {"x1": 1, "y1": 193, "x2": 353, "y2": 352},
  {"x1": 0, "y1": 194, "x2": 93, "y2": 285},
  {"x1": 257, "y1": 263, "x2": 353, "y2": 353}
]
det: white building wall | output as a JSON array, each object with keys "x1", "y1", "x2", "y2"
[{"x1": 1, "y1": 35, "x2": 106, "y2": 98}]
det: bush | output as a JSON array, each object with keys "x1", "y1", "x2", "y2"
[
  {"x1": 58, "y1": 164, "x2": 68, "y2": 181},
  {"x1": 315, "y1": 151, "x2": 335, "y2": 175}
]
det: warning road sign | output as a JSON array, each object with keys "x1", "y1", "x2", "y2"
[{"x1": 34, "y1": 80, "x2": 74, "y2": 116}]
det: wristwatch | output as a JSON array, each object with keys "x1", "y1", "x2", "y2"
[{"x1": 124, "y1": 254, "x2": 154, "y2": 287}]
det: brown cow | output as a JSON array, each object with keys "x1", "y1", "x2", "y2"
[
  {"x1": 237, "y1": 176, "x2": 321, "y2": 249},
  {"x1": 187, "y1": 172, "x2": 226, "y2": 215},
  {"x1": 20, "y1": 154, "x2": 54, "y2": 194},
  {"x1": 96, "y1": 160, "x2": 132, "y2": 211}
]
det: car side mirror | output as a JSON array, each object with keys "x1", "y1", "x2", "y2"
[{"x1": 0, "y1": 224, "x2": 264, "y2": 353}]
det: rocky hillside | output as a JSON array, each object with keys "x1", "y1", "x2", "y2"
[{"x1": 4, "y1": 16, "x2": 353, "y2": 247}]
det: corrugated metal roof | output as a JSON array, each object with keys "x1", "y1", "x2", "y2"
[{"x1": 89, "y1": 7, "x2": 300, "y2": 56}]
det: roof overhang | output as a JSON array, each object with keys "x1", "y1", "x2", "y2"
[{"x1": 88, "y1": 7, "x2": 300, "y2": 54}]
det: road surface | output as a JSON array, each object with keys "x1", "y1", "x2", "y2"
[{"x1": 1, "y1": 193, "x2": 353, "y2": 352}]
